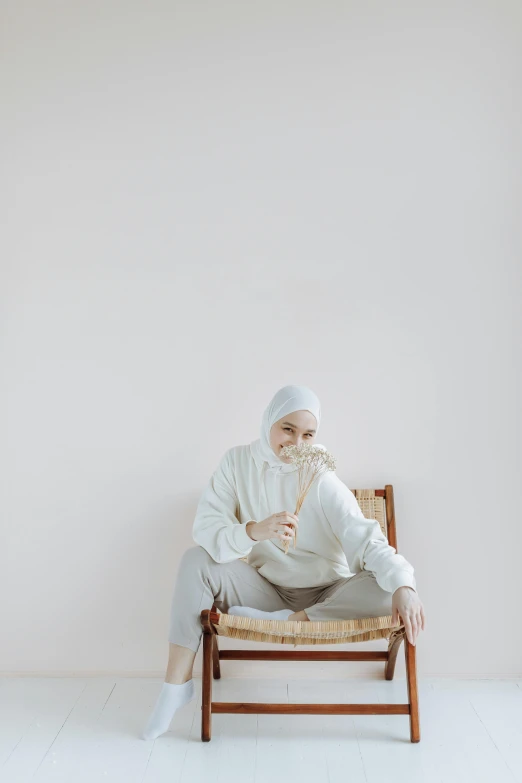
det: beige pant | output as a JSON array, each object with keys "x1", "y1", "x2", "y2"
[{"x1": 169, "y1": 545, "x2": 393, "y2": 652}]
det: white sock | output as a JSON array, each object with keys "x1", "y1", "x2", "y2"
[
  {"x1": 141, "y1": 679, "x2": 195, "y2": 740},
  {"x1": 228, "y1": 605, "x2": 294, "y2": 621}
]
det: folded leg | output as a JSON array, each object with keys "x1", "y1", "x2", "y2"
[
  {"x1": 303, "y1": 570, "x2": 393, "y2": 621},
  {"x1": 168, "y1": 545, "x2": 290, "y2": 652}
]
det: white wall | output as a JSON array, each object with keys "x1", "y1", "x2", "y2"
[{"x1": 2, "y1": 0, "x2": 521, "y2": 679}]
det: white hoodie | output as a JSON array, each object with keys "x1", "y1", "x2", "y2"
[{"x1": 192, "y1": 442, "x2": 417, "y2": 594}]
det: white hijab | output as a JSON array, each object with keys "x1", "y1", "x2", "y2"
[{"x1": 250, "y1": 384, "x2": 323, "y2": 475}]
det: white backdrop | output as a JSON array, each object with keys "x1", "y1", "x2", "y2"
[{"x1": 2, "y1": 0, "x2": 521, "y2": 678}]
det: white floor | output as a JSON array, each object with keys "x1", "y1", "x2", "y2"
[{"x1": 1, "y1": 673, "x2": 521, "y2": 783}]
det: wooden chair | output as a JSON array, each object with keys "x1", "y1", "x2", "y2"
[{"x1": 200, "y1": 485, "x2": 420, "y2": 743}]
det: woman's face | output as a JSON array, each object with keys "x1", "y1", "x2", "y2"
[{"x1": 269, "y1": 410, "x2": 318, "y2": 462}]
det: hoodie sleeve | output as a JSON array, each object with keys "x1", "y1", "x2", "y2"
[
  {"x1": 192, "y1": 448, "x2": 255, "y2": 563},
  {"x1": 319, "y1": 473, "x2": 417, "y2": 594}
]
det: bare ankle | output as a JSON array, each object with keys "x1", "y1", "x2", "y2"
[
  {"x1": 288, "y1": 610, "x2": 310, "y2": 622},
  {"x1": 165, "y1": 675, "x2": 192, "y2": 684},
  {"x1": 165, "y1": 643, "x2": 196, "y2": 684}
]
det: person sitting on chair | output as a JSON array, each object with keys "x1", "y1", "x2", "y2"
[{"x1": 141, "y1": 383, "x2": 425, "y2": 740}]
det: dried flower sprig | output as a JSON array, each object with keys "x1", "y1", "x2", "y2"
[{"x1": 279, "y1": 443, "x2": 337, "y2": 554}]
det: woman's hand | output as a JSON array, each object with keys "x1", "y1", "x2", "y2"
[
  {"x1": 391, "y1": 586, "x2": 426, "y2": 646},
  {"x1": 246, "y1": 512, "x2": 299, "y2": 543}
]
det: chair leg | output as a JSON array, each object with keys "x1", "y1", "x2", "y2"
[
  {"x1": 209, "y1": 603, "x2": 221, "y2": 680},
  {"x1": 404, "y1": 637, "x2": 421, "y2": 742},
  {"x1": 384, "y1": 628, "x2": 404, "y2": 680},
  {"x1": 201, "y1": 610, "x2": 214, "y2": 742},
  {"x1": 212, "y1": 635, "x2": 221, "y2": 679}
]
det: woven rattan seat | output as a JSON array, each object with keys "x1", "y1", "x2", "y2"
[
  {"x1": 200, "y1": 485, "x2": 420, "y2": 743},
  {"x1": 214, "y1": 610, "x2": 402, "y2": 646}
]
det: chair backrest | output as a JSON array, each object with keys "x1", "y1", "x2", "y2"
[
  {"x1": 351, "y1": 487, "x2": 398, "y2": 550},
  {"x1": 239, "y1": 485, "x2": 398, "y2": 563}
]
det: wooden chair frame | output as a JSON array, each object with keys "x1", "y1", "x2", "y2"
[{"x1": 200, "y1": 484, "x2": 420, "y2": 742}]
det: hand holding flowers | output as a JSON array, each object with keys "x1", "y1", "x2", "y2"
[{"x1": 278, "y1": 443, "x2": 337, "y2": 554}]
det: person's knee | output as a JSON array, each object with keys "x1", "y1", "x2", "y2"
[
  {"x1": 379, "y1": 585, "x2": 393, "y2": 614},
  {"x1": 178, "y1": 544, "x2": 214, "y2": 571},
  {"x1": 363, "y1": 571, "x2": 393, "y2": 613}
]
